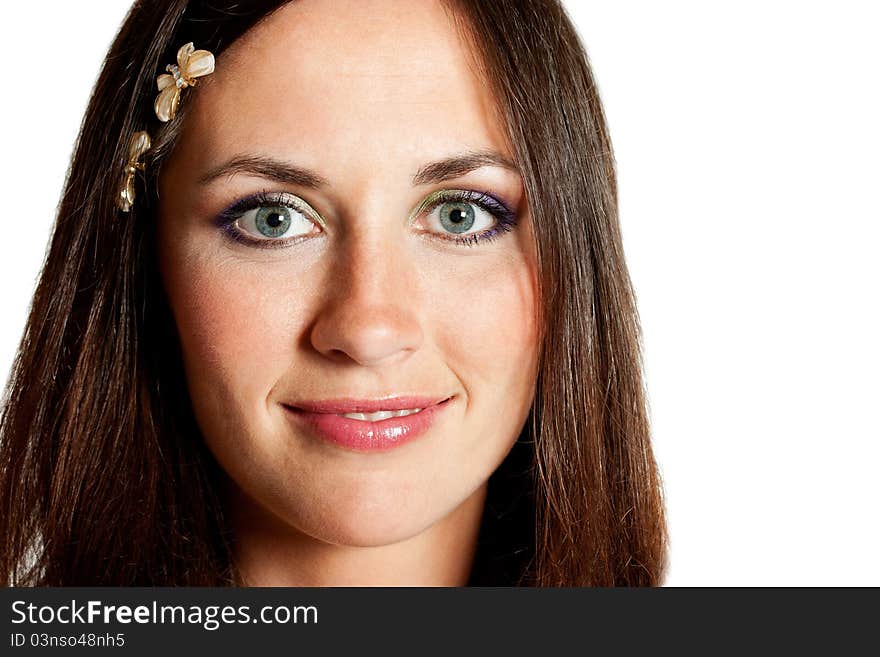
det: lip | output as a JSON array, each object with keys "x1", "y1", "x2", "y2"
[
  {"x1": 283, "y1": 396, "x2": 454, "y2": 452},
  {"x1": 288, "y1": 396, "x2": 451, "y2": 414}
]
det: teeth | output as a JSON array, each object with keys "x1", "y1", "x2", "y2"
[{"x1": 339, "y1": 408, "x2": 423, "y2": 421}]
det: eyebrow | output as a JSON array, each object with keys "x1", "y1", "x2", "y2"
[
  {"x1": 198, "y1": 155, "x2": 329, "y2": 189},
  {"x1": 412, "y1": 150, "x2": 519, "y2": 186},
  {"x1": 197, "y1": 149, "x2": 519, "y2": 188}
]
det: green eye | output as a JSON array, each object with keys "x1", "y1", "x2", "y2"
[
  {"x1": 418, "y1": 190, "x2": 496, "y2": 241},
  {"x1": 255, "y1": 206, "x2": 293, "y2": 238},
  {"x1": 438, "y1": 202, "x2": 475, "y2": 234},
  {"x1": 232, "y1": 194, "x2": 318, "y2": 243}
]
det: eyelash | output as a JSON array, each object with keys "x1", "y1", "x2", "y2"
[{"x1": 213, "y1": 189, "x2": 518, "y2": 250}]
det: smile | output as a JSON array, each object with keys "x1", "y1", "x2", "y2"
[
  {"x1": 282, "y1": 396, "x2": 453, "y2": 452},
  {"x1": 338, "y1": 408, "x2": 422, "y2": 421}
]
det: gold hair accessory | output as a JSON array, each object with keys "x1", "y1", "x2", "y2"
[
  {"x1": 154, "y1": 42, "x2": 215, "y2": 122},
  {"x1": 117, "y1": 131, "x2": 151, "y2": 212}
]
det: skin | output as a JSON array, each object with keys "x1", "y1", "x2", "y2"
[{"x1": 158, "y1": 0, "x2": 540, "y2": 586}]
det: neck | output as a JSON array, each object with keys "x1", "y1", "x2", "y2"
[{"x1": 227, "y1": 484, "x2": 487, "y2": 586}]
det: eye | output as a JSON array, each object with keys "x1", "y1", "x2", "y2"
[
  {"x1": 216, "y1": 191, "x2": 321, "y2": 247},
  {"x1": 238, "y1": 204, "x2": 313, "y2": 240},
  {"x1": 426, "y1": 200, "x2": 494, "y2": 236},
  {"x1": 416, "y1": 189, "x2": 518, "y2": 247}
]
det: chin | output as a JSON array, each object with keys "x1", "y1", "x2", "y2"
[
  {"x1": 316, "y1": 520, "x2": 423, "y2": 548},
  {"x1": 296, "y1": 505, "x2": 434, "y2": 548},
  {"x1": 279, "y1": 485, "x2": 443, "y2": 549}
]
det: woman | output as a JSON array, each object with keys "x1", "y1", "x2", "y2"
[{"x1": 0, "y1": 0, "x2": 666, "y2": 586}]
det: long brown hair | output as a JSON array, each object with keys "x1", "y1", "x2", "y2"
[{"x1": 0, "y1": 0, "x2": 666, "y2": 586}]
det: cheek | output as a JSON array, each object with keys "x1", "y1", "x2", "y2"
[
  {"x1": 431, "y1": 250, "x2": 540, "y2": 412},
  {"x1": 160, "y1": 247, "x2": 302, "y2": 431}
]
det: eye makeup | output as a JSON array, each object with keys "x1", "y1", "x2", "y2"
[
  {"x1": 212, "y1": 187, "x2": 519, "y2": 249},
  {"x1": 214, "y1": 190, "x2": 322, "y2": 249},
  {"x1": 412, "y1": 188, "x2": 518, "y2": 248}
]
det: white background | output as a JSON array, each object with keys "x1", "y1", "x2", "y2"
[{"x1": 1, "y1": 1, "x2": 877, "y2": 585}]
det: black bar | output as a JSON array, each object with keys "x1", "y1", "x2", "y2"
[{"x1": 1, "y1": 588, "x2": 875, "y2": 654}]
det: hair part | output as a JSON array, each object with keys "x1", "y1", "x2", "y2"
[{"x1": 0, "y1": 0, "x2": 666, "y2": 585}]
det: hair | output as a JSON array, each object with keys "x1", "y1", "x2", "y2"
[{"x1": 0, "y1": 0, "x2": 666, "y2": 586}]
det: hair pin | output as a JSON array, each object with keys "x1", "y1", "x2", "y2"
[
  {"x1": 117, "y1": 131, "x2": 151, "y2": 212},
  {"x1": 154, "y1": 42, "x2": 215, "y2": 122}
]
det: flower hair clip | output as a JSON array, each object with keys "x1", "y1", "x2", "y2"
[
  {"x1": 154, "y1": 42, "x2": 215, "y2": 122},
  {"x1": 115, "y1": 43, "x2": 214, "y2": 212},
  {"x1": 117, "y1": 131, "x2": 151, "y2": 212}
]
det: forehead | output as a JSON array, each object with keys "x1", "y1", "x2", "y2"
[{"x1": 181, "y1": 0, "x2": 509, "y2": 174}]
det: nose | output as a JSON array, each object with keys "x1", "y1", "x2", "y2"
[{"x1": 309, "y1": 229, "x2": 424, "y2": 367}]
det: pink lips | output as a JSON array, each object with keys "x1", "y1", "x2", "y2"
[{"x1": 283, "y1": 396, "x2": 453, "y2": 452}]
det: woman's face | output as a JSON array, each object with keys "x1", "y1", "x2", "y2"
[{"x1": 158, "y1": 0, "x2": 540, "y2": 548}]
